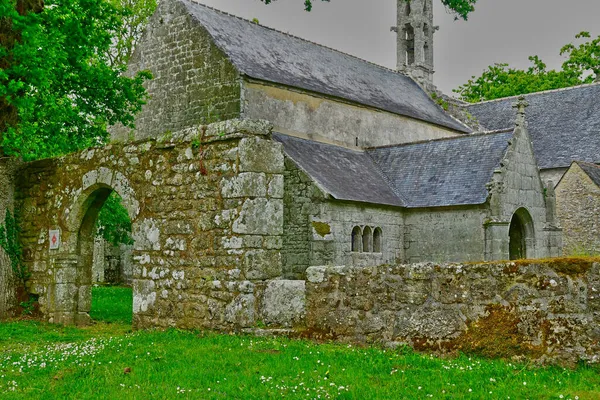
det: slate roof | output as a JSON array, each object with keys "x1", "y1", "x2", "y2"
[
  {"x1": 275, "y1": 131, "x2": 514, "y2": 208},
  {"x1": 181, "y1": 0, "x2": 469, "y2": 133},
  {"x1": 466, "y1": 84, "x2": 600, "y2": 169},
  {"x1": 368, "y1": 132, "x2": 513, "y2": 208},
  {"x1": 272, "y1": 133, "x2": 404, "y2": 207},
  {"x1": 577, "y1": 161, "x2": 600, "y2": 187}
]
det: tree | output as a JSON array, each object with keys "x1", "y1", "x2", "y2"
[
  {"x1": 454, "y1": 32, "x2": 599, "y2": 102},
  {"x1": 0, "y1": 0, "x2": 151, "y2": 161},
  {"x1": 105, "y1": 0, "x2": 158, "y2": 69},
  {"x1": 260, "y1": 0, "x2": 478, "y2": 20},
  {"x1": 561, "y1": 32, "x2": 600, "y2": 83}
]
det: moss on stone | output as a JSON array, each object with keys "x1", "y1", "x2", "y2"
[
  {"x1": 448, "y1": 305, "x2": 547, "y2": 360},
  {"x1": 311, "y1": 221, "x2": 331, "y2": 237}
]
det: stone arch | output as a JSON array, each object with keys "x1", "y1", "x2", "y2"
[
  {"x1": 352, "y1": 226, "x2": 362, "y2": 252},
  {"x1": 509, "y1": 207, "x2": 535, "y2": 260},
  {"x1": 373, "y1": 227, "x2": 383, "y2": 253},
  {"x1": 362, "y1": 226, "x2": 373, "y2": 253},
  {"x1": 57, "y1": 169, "x2": 139, "y2": 324}
]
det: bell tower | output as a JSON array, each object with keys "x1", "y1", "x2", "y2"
[{"x1": 394, "y1": 0, "x2": 436, "y2": 90}]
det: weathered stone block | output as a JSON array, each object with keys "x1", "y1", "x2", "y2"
[
  {"x1": 221, "y1": 172, "x2": 267, "y2": 198},
  {"x1": 238, "y1": 137, "x2": 284, "y2": 174},
  {"x1": 233, "y1": 198, "x2": 283, "y2": 235},
  {"x1": 260, "y1": 280, "x2": 306, "y2": 327},
  {"x1": 244, "y1": 250, "x2": 282, "y2": 280}
]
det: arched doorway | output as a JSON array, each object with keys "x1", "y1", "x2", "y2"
[
  {"x1": 509, "y1": 208, "x2": 534, "y2": 260},
  {"x1": 77, "y1": 186, "x2": 134, "y2": 325}
]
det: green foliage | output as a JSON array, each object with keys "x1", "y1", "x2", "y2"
[
  {"x1": 261, "y1": 0, "x2": 477, "y2": 20},
  {"x1": 0, "y1": 0, "x2": 152, "y2": 161},
  {"x1": 561, "y1": 31, "x2": 600, "y2": 81},
  {"x1": 0, "y1": 209, "x2": 28, "y2": 284},
  {"x1": 0, "y1": 319, "x2": 600, "y2": 398},
  {"x1": 19, "y1": 296, "x2": 36, "y2": 315},
  {"x1": 105, "y1": 0, "x2": 158, "y2": 69},
  {"x1": 455, "y1": 32, "x2": 599, "y2": 102},
  {"x1": 96, "y1": 192, "x2": 133, "y2": 247}
]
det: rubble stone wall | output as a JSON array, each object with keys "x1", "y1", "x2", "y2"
[
  {"x1": 305, "y1": 260, "x2": 600, "y2": 365},
  {"x1": 556, "y1": 163, "x2": 600, "y2": 256},
  {"x1": 16, "y1": 119, "x2": 285, "y2": 329}
]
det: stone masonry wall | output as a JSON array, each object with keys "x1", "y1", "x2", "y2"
[
  {"x1": 315, "y1": 202, "x2": 404, "y2": 267},
  {"x1": 281, "y1": 159, "x2": 325, "y2": 279},
  {"x1": 305, "y1": 260, "x2": 600, "y2": 365},
  {"x1": 243, "y1": 82, "x2": 460, "y2": 148},
  {"x1": 0, "y1": 158, "x2": 19, "y2": 318},
  {"x1": 556, "y1": 163, "x2": 600, "y2": 256},
  {"x1": 16, "y1": 119, "x2": 286, "y2": 330},
  {"x1": 404, "y1": 207, "x2": 487, "y2": 263},
  {"x1": 111, "y1": 0, "x2": 242, "y2": 142},
  {"x1": 281, "y1": 160, "x2": 404, "y2": 278}
]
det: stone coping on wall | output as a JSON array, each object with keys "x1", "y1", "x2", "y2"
[{"x1": 304, "y1": 258, "x2": 600, "y2": 365}]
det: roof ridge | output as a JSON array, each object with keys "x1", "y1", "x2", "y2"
[
  {"x1": 576, "y1": 160, "x2": 600, "y2": 168},
  {"x1": 184, "y1": 0, "x2": 403, "y2": 77},
  {"x1": 465, "y1": 81, "x2": 600, "y2": 106},
  {"x1": 365, "y1": 128, "x2": 514, "y2": 150}
]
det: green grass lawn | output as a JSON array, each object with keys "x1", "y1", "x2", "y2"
[
  {"x1": 0, "y1": 287, "x2": 598, "y2": 399},
  {"x1": 89, "y1": 285, "x2": 133, "y2": 324}
]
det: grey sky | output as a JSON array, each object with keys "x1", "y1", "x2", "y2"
[{"x1": 193, "y1": 0, "x2": 600, "y2": 95}]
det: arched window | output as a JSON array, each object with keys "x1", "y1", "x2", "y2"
[
  {"x1": 362, "y1": 226, "x2": 373, "y2": 253},
  {"x1": 351, "y1": 226, "x2": 362, "y2": 252},
  {"x1": 373, "y1": 227, "x2": 383, "y2": 253}
]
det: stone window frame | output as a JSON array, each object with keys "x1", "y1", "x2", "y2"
[{"x1": 351, "y1": 225, "x2": 383, "y2": 254}]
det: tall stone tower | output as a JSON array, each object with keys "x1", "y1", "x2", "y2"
[{"x1": 395, "y1": 0, "x2": 435, "y2": 91}]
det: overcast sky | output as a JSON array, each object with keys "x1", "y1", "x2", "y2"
[{"x1": 193, "y1": 0, "x2": 600, "y2": 95}]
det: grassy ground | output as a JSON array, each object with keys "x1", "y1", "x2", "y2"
[{"x1": 0, "y1": 287, "x2": 598, "y2": 399}]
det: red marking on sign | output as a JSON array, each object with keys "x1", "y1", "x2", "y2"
[{"x1": 51, "y1": 235, "x2": 57, "y2": 245}]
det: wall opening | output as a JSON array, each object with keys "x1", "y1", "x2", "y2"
[
  {"x1": 509, "y1": 208, "x2": 534, "y2": 260},
  {"x1": 404, "y1": 24, "x2": 415, "y2": 66},
  {"x1": 352, "y1": 226, "x2": 362, "y2": 252},
  {"x1": 373, "y1": 227, "x2": 382, "y2": 253},
  {"x1": 77, "y1": 187, "x2": 134, "y2": 325},
  {"x1": 362, "y1": 226, "x2": 373, "y2": 253}
]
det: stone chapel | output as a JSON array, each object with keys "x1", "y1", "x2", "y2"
[{"x1": 107, "y1": 0, "x2": 574, "y2": 279}]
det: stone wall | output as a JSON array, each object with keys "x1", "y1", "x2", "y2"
[
  {"x1": 314, "y1": 202, "x2": 404, "y2": 267},
  {"x1": 16, "y1": 119, "x2": 286, "y2": 330},
  {"x1": 556, "y1": 163, "x2": 600, "y2": 256},
  {"x1": 404, "y1": 207, "x2": 487, "y2": 263},
  {"x1": 305, "y1": 260, "x2": 600, "y2": 365},
  {"x1": 110, "y1": 0, "x2": 242, "y2": 142},
  {"x1": 243, "y1": 82, "x2": 461, "y2": 148},
  {"x1": 0, "y1": 158, "x2": 18, "y2": 318},
  {"x1": 281, "y1": 159, "x2": 404, "y2": 278}
]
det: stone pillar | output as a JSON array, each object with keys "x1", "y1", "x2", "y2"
[{"x1": 47, "y1": 256, "x2": 79, "y2": 325}]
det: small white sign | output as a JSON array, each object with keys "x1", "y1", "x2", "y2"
[{"x1": 49, "y1": 229, "x2": 61, "y2": 250}]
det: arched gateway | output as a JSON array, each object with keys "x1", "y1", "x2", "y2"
[{"x1": 15, "y1": 121, "x2": 285, "y2": 327}]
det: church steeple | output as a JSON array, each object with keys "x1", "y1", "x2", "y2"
[{"x1": 395, "y1": 0, "x2": 436, "y2": 90}]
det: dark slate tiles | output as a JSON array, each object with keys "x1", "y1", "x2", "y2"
[
  {"x1": 180, "y1": 0, "x2": 469, "y2": 133},
  {"x1": 275, "y1": 131, "x2": 513, "y2": 209},
  {"x1": 466, "y1": 84, "x2": 600, "y2": 169},
  {"x1": 367, "y1": 132, "x2": 513, "y2": 208},
  {"x1": 577, "y1": 161, "x2": 600, "y2": 187},
  {"x1": 272, "y1": 133, "x2": 404, "y2": 207}
]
